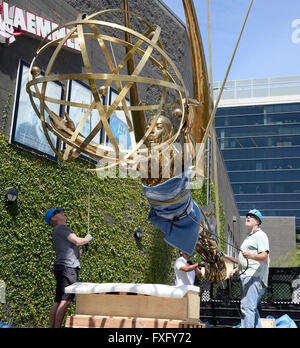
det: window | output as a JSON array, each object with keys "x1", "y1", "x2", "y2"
[
  {"x1": 232, "y1": 182, "x2": 300, "y2": 194},
  {"x1": 216, "y1": 102, "x2": 300, "y2": 236},
  {"x1": 107, "y1": 88, "x2": 133, "y2": 151},
  {"x1": 10, "y1": 60, "x2": 63, "y2": 160}
]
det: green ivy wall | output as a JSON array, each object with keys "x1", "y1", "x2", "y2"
[{"x1": 0, "y1": 128, "x2": 225, "y2": 327}]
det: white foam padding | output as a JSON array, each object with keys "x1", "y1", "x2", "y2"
[{"x1": 65, "y1": 283, "x2": 200, "y2": 299}]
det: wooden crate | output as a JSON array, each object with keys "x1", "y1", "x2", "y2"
[
  {"x1": 74, "y1": 291, "x2": 200, "y2": 322},
  {"x1": 261, "y1": 318, "x2": 276, "y2": 328}
]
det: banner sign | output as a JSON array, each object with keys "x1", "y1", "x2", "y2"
[{"x1": 0, "y1": 0, "x2": 80, "y2": 51}]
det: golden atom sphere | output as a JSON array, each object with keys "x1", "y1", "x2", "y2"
[
  {"x1": 99, "y1": 86, "x2": 108, "y2": 96},
  {"x1": 26, "y1": 10, "x2": 188, "y2": 171},
  {"x1": 31, "y1": 66, "x2": 41, "y2": 77},
  {"x1": 173, "y1": 108, "x2": 183, "y2": 118}
]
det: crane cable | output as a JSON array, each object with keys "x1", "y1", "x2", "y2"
[
  {"x1": 203, "y1": 0, "x2": 255, "y2": 258},
  {"x1": 206, "y1": 0, "x2": 221, "y2": 241},
  {"x1": 200, "y1": 0, "x2": 255, "y2": 149},
  {"x1": 198, "y1": 0, "x2": 255, "y2": 281}
]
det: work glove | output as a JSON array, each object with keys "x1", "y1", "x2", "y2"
[
  {"x1": 85, "y1": 233, "x2": 93, "y2": 242},
  {"x1": 81, "y1": 243, "x2": 90, "y2": 254}
]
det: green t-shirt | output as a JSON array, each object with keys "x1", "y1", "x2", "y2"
[{"x1": 238, "y1": 228, "x2": 270, "y2": 287}]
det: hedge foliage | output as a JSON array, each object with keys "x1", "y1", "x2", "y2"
[{"x1": 0, "y1": 127, "x2": 225, "y2": 327}]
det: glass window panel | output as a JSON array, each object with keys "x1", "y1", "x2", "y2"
[
  {"x1": 238, "y1": 138, "x2": 256, "y2": 148},
  {"x1": 215, "y1": 115, "x2": 264, "y2": 127},
  {"x1": 216, "y1": 105, "x2": 265, "y2": 116},
  {"x1": 265, "y1": 112, "x2": 300, "y2": 125},
  {"x1": 221, "y1": 90, "x2": 236, "y2": 99},
  {"x1": 270, "y1": 86, "x2": 300, "y2": 97},
  {"x1": 232, "y1": 182, "x2": 300, "y2": 194},
  {"x1": 222, "y1": 147, "x2": 300, "y2": 160},
  {"x1": 253, "y1": 87, "x2": 269, "y2": 98},
  {"x1": 238, "y1": 202, "x2": 300, "y2": 210},
  {"x1": 216, "y1": 103, "x2": 300, "y2": 117},
  {"x1": 218, "y1": 135, "x2": 300, "y2": 149},
  {"x1": 237, "y1": 89, "x2": 253, "y2": 99},
  {"x1": 216, "y1": 104, "x2": 300, "y2": 127},
  {"x1": 225, "y1": 158, "x2": 300, "y2": 171},
  {"x1": 217, "y1": 124, "x2": 300, "y2": 138},
  {"x1": 235, "y1": 194, "x2": 300, "y2": 202},
  {"x1": 269, "y1": 77, "x2": 300, "y2": 84},
  {"x1": 240, "y1": 209, "x2": 300, "y2": 218},
  {"x1": 229, "y1": 170, "x2": 300, "y2": 183}
]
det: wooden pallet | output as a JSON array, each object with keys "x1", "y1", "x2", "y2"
[
  {"x1": 65, "y1": 315, "x2": 206, "y2": 329},
  {"x1": 261, "y1": 318, "x2": 276, "y2": 328}
]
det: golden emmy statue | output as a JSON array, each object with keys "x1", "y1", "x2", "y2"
[
  {"x1": 139, "y1": 114, "x2": 228, "y2": 283},
  {"x1": 26, "y1": 0, "x2": 231, "y2": 283}
]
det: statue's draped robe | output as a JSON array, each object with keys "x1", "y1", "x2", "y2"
[{"x1": 142, "y1": 169, "x2": 201, "y2": 255}]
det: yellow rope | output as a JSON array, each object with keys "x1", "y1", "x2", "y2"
[
  {"x1": 197, "y1": 0, "x2": 254, "y2": 240},
  {"x1": 202, "y1": 0, "x2": 255, "y2": 148},
  {"x1": 207, "y1": 0, "x2": 221, "y2": 239}
]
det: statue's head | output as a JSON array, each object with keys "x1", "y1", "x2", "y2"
[{"x1": 145, "y1": 115, "x2": 174, "y2": 145}]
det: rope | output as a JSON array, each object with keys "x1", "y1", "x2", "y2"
[
  {"x1": 207, "y1": 0, "x2": 221, "y2": 239},
  {"x1": 151, "y1": 196, "x2": 249, "y2": 278},
  {"x1": 207, "y1": 0, "x2": 214, "y2": 101},
  {"x1": 201, "y1": 0, "x2": 255, "y2": 149},
  {"x1": 187, "y1": 213, "x2": 249, "y2": 277},
  {"x1": 194, "y1": 0, "x2": 255, "y2": 278},
  {"x1": 87, "y1": 168, "x2": 91, "y2": 235},
  {"x1": 87, "y1": 99, "x2": 92, "y2": 235}
]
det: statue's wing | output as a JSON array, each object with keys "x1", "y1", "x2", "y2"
[{"x1": 182, "y1": 0, "x2": 211, "y2": 144}]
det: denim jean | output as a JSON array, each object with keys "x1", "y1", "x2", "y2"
[{"x1": 240, "y1": 276, "x2": 266, "y2": 328}]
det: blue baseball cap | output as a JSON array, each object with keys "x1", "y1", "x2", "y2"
[
  {"x1": 246, "y1": 209, "x2": 263, "y2": 225},
  {"x1": 45, "y1": 208, "x2": 63, "y2": 225}
]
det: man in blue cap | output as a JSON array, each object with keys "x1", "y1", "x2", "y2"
[
  {"x1": 228, "y1": 209, "x2": 270, "y2": 328},
  {"x1": 45, "y1": 208, "x2": 92, "y2": 328}
]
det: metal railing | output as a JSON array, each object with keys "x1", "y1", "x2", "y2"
[{"x1": 199, "y1": 268, "x2": 300, "y2": 327}]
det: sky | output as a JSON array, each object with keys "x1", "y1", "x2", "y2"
[{"x1": 162, "y1": 0, "x2": 300, "y2": 82}]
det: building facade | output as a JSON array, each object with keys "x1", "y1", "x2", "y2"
[{"x1": 215, "y1": 76, "x2": 300, "y2": 250}]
